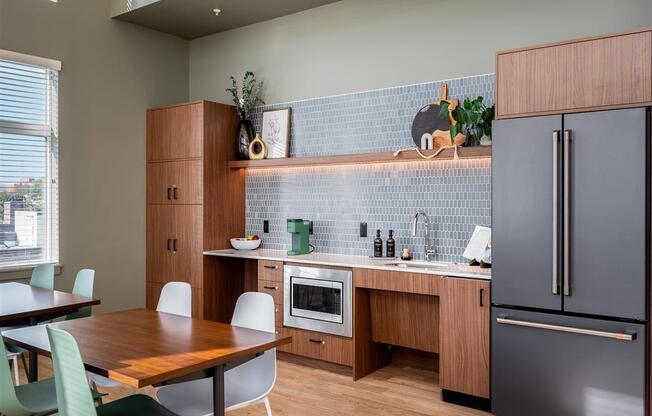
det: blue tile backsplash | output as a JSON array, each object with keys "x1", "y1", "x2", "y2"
[{"x1": 246, "y1": 74, "x2": 494, "y2": 262}]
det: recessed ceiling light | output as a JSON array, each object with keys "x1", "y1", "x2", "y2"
[{"x1": 213, "y1": 8, "x2": 221, "y2": 16}]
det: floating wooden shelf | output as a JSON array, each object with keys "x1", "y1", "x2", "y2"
[{"x1": 228, "y1": 146, "x2": 491, "y2": 169}]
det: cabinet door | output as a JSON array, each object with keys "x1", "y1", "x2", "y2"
[
  {"x1": 147, "y1": 160, "x2": 203, "y2": 204},
  {"x1": 440, "y1": 278, "x2": 490, "y2": 398},
  {"x1": 147, "y1": 103, "x2": 203, "y2": 161},
  {"x1": 146, "y1": 205, "x2": 203, "y2": 288},
  {"x1": 564, "y1": 108, "x2": 647, "y2": 320},
  {"x1": 496, "y1": 31, "x2": 652, "y2": 118},
  {"x1": 492, "y1": 115, "x2": 562, "y2": 310}
]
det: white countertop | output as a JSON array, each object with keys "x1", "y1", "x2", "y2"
[{"x1": 203, "y1": 248, "x2": 491, "y2": 280}]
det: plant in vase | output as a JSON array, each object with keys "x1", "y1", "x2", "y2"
[
  {"x1": 440, "y1": 96, "x2": 495, "y2": 146},
  {"x1": 226, "y1": 71, "x2": 265, "y2": 159}
]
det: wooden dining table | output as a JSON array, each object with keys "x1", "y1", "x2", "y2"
[
  {"x1": 2, "y1": 308, "x2": 291, "y2": 416},
  {"x1": 0, "y1": 281, "x2": 100, "y2": 381}
]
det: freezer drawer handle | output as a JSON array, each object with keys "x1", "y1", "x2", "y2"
[{"x1": 496, "y1": 317, "x2": 636, "y2": 341}]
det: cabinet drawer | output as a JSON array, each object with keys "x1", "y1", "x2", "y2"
[
  {"x1": 496, "y1": 31, "x2": 652, "y2": 118},
  {"x1": 258, "y1": 280, "x2": 283, "y2": 304},
  {"x1": 278, "y1": 327, "x2": 353, "y2": 366},
  {"x1": 258, "y1": 260, "x2": 283, "y2": 282},
  {"x1": 147, "y1": 160, "x2": 202, "y2": 204},
  {"x1": 147, "y1": 103, "x2": 203, "y2": 161}
]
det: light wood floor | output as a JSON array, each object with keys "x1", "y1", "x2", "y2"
[{"x1": 17, "y1": 354, "x2": 490, "y2": 416}]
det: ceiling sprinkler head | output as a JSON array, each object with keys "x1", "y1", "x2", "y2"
[{"x1": 213, "y1": 8, "x2": 222, "y2": 16}]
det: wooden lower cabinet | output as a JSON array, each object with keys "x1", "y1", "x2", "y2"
[
  {"x1": 278, "y1": 327, "x2": 353, "y2": 367},
  {"x1": 440, "y1": 277, "x2": 490, "y2": 398}
]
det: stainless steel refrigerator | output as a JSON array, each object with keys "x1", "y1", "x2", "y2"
[{"x1": 491, "y1": 108, "x2": 650, "y2": 416}]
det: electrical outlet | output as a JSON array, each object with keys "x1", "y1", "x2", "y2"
[
  {"x1": 360, "y1": 222, "x2": 368, "y2": 237},
  {"x1": 308, "y1": 221, "x2": 314, "y2": 235},
  {"x1": 263, "y1": 220, "x2": 269, "y2": 233}
]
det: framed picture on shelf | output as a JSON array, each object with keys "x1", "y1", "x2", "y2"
[{"x1": 261, "y1": 108, "x2": 291, "y2": 158}]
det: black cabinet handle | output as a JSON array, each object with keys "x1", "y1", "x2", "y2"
[
  {"x1": 173, "y1": 187, "x2": 178, "y2": 200},
  {"x1": 173, "y1": 239, "x2": 177, "y2": 252},
  {"x1": 167, "y1": 188, "x2": 172, "y2": 200},
  {"x1": 263, "y1": 265, "x2": 278, "y2": 270},
  {"x1": 167, "y1": 239, "x2": 172, "y2": 251},
  {"x1": 263, "y1": 285, "x2": 278, "y2": 291},
  {"x1": 480, "y1": 288, "x2": 484, "y2": 307},
  {"x1": 309, "y1": 338, "x2": 325, "y2": 345}
]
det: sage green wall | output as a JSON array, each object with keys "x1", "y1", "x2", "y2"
[
  {"x1": 0, "y1": 0, "x2": 189, "y2": 312},
  {"x1": 190, "y1": 0, "x2": 652, "y2": 104}
]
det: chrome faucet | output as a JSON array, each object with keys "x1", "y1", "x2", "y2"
[{"x1": 412, "y1": 211, "x2": 436, "y2": 261}]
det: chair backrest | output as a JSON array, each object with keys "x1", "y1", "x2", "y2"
[
  {"x1": 225, "y1": 292, "x2": 277, "y2": 402},
  {"x1": 29, "y1": 264, "x2": 55, "y2": 290},
  {"x1": 231, "y1": 292, "x2": 275, "y2": 333},
  {"x1": 47, "y1": 326, "x2": 97, "y2": 416},
  {"x1": 66, "y1": 269, "x2": 95, "y2": 320},
  {"x1": 156, "y1": 282, "x2": 192, "y2": 317},
  {"x1": 0, "y1": 335, "x2": 28, "y2": 415}
]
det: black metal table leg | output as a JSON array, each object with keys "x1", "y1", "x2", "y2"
[
  {"x1": 27, "y1": 316, "x2": 38, "y2": 382},
  {"x1": 212, "y1": 364, "x2": 225, "y2": 416}
]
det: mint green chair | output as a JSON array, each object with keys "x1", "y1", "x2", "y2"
[
  {"x1": 0, "y1": 331, "x2": 104, "y2": 416},
  {"x1": 5, "y1": 264, "x2": 56, "y2": 382},
  {"x1": 29, "y1": 264, "x2": 54, "y2": 290},
  {"x1": 46, "y1": 326, "x2": 177, "y2": 416},
  {"x1": 65, "y1": 269, "x2": 95, "y2": 321}
]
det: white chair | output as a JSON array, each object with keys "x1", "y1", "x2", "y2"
[
  {"x1": 6, "y1": 350, "x2": 20, "y2": 385},
  {"x1": 156, "y1": 292, "x2": 277, "y2": 416},
  {"x1": 157, "y1": 282, "x2": 192, "y2": 318}
]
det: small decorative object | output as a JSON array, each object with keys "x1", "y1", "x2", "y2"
[
  {"x1": 440, "y1": 96, "x2": 495, "y2": 146},
  {"x1": 411, "y1": 83, "x2": 464, "y2": 149},
  {"x1": 226, "y1": 71, "x2": 265, "y2": 159},
  {"x1": 401, "y1": 247, "x2": 413, "y2": 261},
  {"x1": 262, "y1": 108, "x2": 291, "y2": 158},
  {"x1": 248, "y1": 133, "x2": 268, "y2": 160}
]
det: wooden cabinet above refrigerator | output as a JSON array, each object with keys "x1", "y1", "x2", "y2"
[{"x1": 495, "y1": 29, "x2": 652, "y2": 119}]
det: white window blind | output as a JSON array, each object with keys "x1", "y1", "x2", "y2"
[{"x1": 0, "y1": 52, "x2": 59, "y2": 269}]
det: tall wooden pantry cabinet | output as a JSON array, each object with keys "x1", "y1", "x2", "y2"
[{"x1": 145, "y1": 100, "x2": 244, "y2": 320}]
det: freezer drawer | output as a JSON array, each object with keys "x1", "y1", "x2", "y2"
[{"x1": 492, "y1": 307, "x2": 646, "y2": 416}]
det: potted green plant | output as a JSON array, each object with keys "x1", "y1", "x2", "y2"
[
  {"x1": 440, "y1": 96, "x2": 495, "y2": 146},
  {"x1": 226, "y1": 72, "x2": 265, "y2": 159}
]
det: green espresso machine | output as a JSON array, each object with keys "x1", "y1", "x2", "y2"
[{"x1": 287, "y1": 219, "x2": 311, "y2": 255}]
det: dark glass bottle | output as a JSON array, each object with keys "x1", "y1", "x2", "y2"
[
  {"x1": 387, "y1": 230, "x2": 395, "y2": 258},
  {"x1": 374, "y1": 229, "x2": 383, "y2": 257}
]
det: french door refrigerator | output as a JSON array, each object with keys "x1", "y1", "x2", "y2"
[{"x1": 491, "y1": 108, "x2": 650, "y2": 416}]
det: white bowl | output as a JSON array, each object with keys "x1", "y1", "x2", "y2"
[{"x1": 230, "y1": 238, "x2": 261, "y2": 250}]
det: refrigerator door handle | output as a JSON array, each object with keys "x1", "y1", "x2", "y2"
[
  {"x1": 552, "y1": 130, "x2": 560, "y2": 295},
  {"x1": 496, "y1": 317, "x2": 636, "y2": 341},
  {"x1": 563, "y1": 130, "x2": 572, "y2": 296}
]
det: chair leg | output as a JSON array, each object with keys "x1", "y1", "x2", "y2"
[
  {"x1": 264, "y1": 397, "x2": 272, "y2": 416},
  {"x1": 19, "y1": 352, "x2": 28, "y2": 378},
  {"x1": 11, "y1": 355, "x2": 19, "y2": 385}
]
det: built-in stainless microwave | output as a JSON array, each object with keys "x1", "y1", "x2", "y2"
[{"x1": 283, "y1": 265, "x2": 352, "y2": 338}]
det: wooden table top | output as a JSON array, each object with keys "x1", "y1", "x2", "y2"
[
  {"x1": 2, "y1": 308, "x2": 292, "y2": 388},
  {"x1": 0, "y1": 282, "x2": 100, "y2": 322}
]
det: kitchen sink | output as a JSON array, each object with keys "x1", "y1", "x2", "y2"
[{"x1": 384, "y1": 261, "x2": 449, "y2": 269}]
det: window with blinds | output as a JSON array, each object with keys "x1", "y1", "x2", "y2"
[{"x1": 0, "y1": 52, "x2": 59, "y2": 268}]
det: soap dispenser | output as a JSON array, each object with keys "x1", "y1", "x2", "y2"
[{"x1": 374, "y1": 230, "x2": 383, "y2": 257}]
